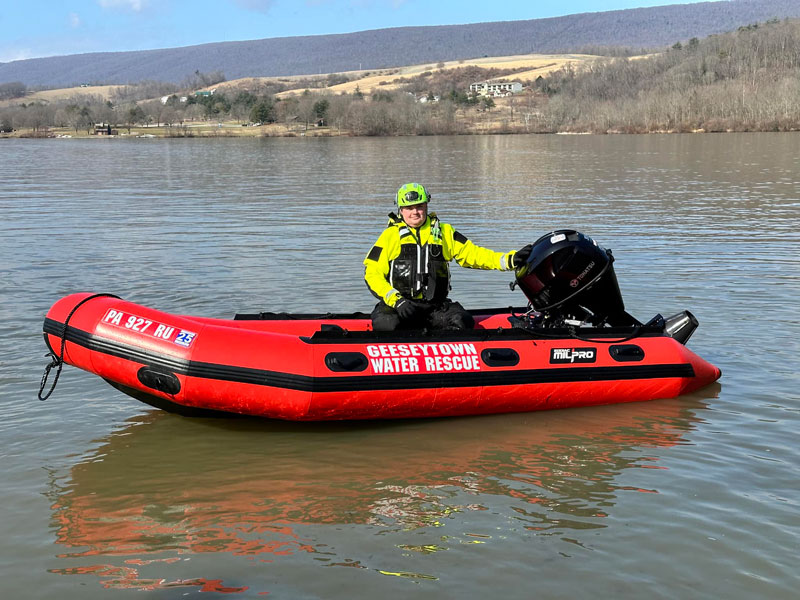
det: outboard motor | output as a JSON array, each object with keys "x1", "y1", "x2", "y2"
[{"x1": 514, "y1": 230, "x2": 638, "y2": 327}]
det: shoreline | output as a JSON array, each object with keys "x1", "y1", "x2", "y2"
[
  {"x1": 3, "y1": 125, "x2": 797, "y2": 139},
  {"x1": 0, "y1": 129, "x2": 800, "y2": 140}
]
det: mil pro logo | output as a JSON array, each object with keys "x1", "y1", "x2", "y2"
[{"x1": 550, "y1": 347, "x2": 597, "y2": 364}]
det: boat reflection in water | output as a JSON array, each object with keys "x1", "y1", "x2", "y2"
[{"x1": 48, "y1": 394, "x2": 712, "y2": 593}]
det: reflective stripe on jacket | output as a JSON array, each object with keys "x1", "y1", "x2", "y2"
[{"x1": 363, "y1": 212, "x2": 515, "y2": 307}]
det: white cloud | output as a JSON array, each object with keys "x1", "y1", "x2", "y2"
[
  {"x1": 232, "y1": 0, "x2": 276, "y2": 14},
  {"x1": 98, "y1": 0, "x2": 148, "y2": 11},
  {"x1": 0, "y1": 49, "x2": 35, "y2": 63},
  {"x1": 69, "y1": 12, "x2": 81, "y2": 28}
]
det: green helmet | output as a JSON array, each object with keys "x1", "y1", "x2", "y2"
[{"x1": 396, "y1": 183, "x2": 430, "y2": 208}]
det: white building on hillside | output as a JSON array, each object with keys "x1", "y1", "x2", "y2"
[{"x1": 470, "y1": 81, "x2": 523, "y2": 97}]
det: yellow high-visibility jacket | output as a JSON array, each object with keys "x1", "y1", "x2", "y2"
[{"x1": 364, "y1": 213, "x2": 515, "y2": 307}]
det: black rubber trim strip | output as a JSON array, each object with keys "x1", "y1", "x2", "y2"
[
  {"x1": 234, "y1": 305, "x2": 529, "y2": 320},
  {"x1": 301, "y1": 325, "x2": 666, "y2": 344},
  {"x1": 44, "y1": 318, "x2": 300, "y2": 389},
  {"x1": 44, "y1": 318, "x2": 695, "y2": 393}
]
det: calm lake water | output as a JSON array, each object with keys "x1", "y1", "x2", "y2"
[{"x1": 1, "y1": 134, "x2": 798, "y2": 598}]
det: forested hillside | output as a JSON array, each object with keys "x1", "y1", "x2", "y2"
[
  {"x1": 1, "y1": 0, "x2": 799, "y2": 87},
  {"x1": 537, "y1": 18, "x2": 800, "y2": 132}
]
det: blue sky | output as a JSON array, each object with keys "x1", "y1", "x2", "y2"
[{"x1": 1, "y1": 0, "x2": 712, "y2": 63}]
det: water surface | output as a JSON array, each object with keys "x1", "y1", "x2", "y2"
[{"x1": 1, "y1": 134, "x2": 798, "y2": 598}]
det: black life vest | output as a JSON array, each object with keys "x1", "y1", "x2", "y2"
[{"x1": 390, "y1": 216, "x2": 450, "y2": 303}]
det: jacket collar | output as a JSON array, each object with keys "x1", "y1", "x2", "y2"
[{"x1": 387, "y1": 212, "x2": 437, "y2": 228}]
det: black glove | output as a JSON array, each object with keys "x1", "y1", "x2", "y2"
[
  {"x1": 395, "y1": 298, "x2": 419, "y2": 321},
  {"x1": 512, "y1": 244, "x2": 533, "y2": 268}
]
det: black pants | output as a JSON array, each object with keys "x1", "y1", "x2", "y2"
[{"x1": 371, "y1": 300, "x2": 475, "y2": 332}]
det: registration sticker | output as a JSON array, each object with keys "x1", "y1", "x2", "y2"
[
  {"x1": 174, "y1": 331, "x2": 196, "y2": 347},
  {"x1": 101, "y1": 308, "x2": 197, "y2": 348}
]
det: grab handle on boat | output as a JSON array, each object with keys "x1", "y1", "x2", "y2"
[
  {"x1": 481, "y1": 348, "x2": 521, "y2": 367},
  {"x1": 137, "y1": 367, "x2": 181, "y2": 395},
  {"x1": 325, "y1": 352, "x2": 368, "y2": 372}
]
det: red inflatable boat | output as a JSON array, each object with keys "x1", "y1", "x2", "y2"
[{"x1": 40, "y1": 231, "x2": 721, "y2": 420}]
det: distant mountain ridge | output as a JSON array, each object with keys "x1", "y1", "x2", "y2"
[{"x1": 2, "y1": 0, "x2": 799, "y2": 87}]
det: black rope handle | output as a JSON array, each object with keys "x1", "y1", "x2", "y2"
[
  {"x1": 38, "y1": 293, "x2": 120, "y2": 401},
  {"x1": 509, "y1": 306, "x2": 646, "y2": 345},
  {"x1": 567, "y1": 325, "x2": 645, "y2": 345}
]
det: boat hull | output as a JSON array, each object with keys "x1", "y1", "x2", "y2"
[{"x1": 43, "y1": 293, "x2": 722, "y2": 420}]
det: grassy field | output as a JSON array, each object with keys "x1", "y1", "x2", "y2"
[
  {"x1": 3, "y1": 121, "x2": 343, "y2": 139},
  {"x1": 276, "y1": 53, "x2": 597, "y2": 97},
  {"x1": 0, "y1": 84, "x2": 125, "y2": 106},
  {"x1": 0, "y1": 52, "x2": 608, "y2": 138},
  {"x1": 2, "y1": 52, "x2": 600, "y2": 106}
]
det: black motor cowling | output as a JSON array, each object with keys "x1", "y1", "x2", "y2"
[{"x1": 515, "y1": 230, "x2": 636, "y2": 327}]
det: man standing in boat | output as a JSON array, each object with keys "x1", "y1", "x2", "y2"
[{"x1": 364, "y1": 183, "x2": 532, "y2": 331}]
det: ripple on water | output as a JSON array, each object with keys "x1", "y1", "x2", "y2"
[{"x1": 1, "y1": 134, "x2": 798, "y2": 598}]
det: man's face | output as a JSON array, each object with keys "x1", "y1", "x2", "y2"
[{"x1": 400, "y1": 202, "x2": 428, "y2": 228}]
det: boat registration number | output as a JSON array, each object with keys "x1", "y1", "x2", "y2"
[{"x1": 101, "y1": 308, "x2": 197, "y2": 348}]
